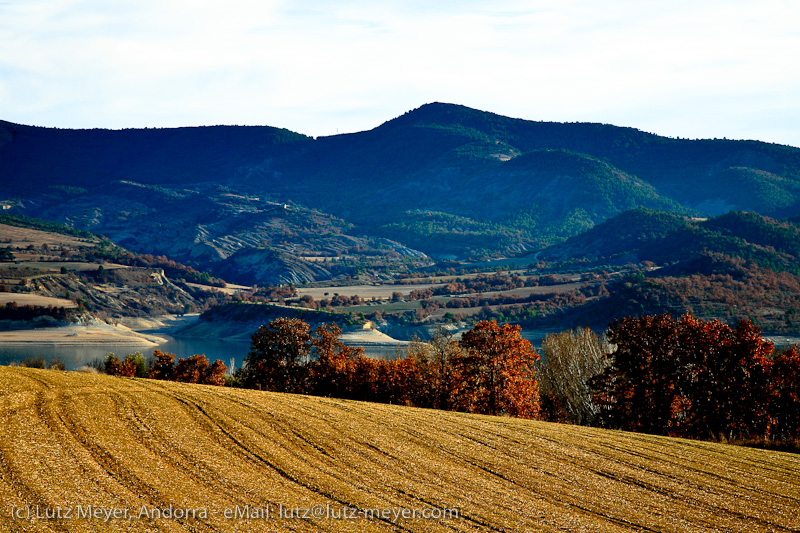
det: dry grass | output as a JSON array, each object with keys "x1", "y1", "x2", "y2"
[
  {"x1": 0, "y1": 293, "x2": 77, "y2": 308},
  {"x1": 1, "y1": 366, "x2": 798, "y2": 532},
  {"x1": 0, "y1": 224, "x2": 95, "y2": 249}
]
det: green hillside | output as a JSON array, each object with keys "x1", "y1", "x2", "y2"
[
  {"x1": 533, "y1": 210, "x2": 800, "y2": 332},
  {"x1": 4, "y1": 103, "x2": 800, "y2": 279}
]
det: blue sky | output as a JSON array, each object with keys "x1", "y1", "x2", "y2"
[{"x1": 1, "y1": 0, "x2": 798, "y2": 146}]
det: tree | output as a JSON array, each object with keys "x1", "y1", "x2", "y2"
[
  {"x1": 348, "y1": 354, "x2": 383, "y2": 402},
  {"x1": 174, "y1": 354, "x2": 227, "y2": 386},
  {"x1": 408, "y1": 327, "x2": 462, "y2": 410},
  {"x1": 538, "y1": 328, "x2": 609, "y2": 425},
  {"x1": 680, "y1": 317, "x2": 773, "y2": 440},
  {"x1": 120, "y1": 359, "x2": 138, "y2": 378},
  {"x1": 242, "y1": 318, "x2": 312, "y2": 392},
  {"x1": 204, "y1": 359, "x2": 228, "y2": 386},
  {"x1": 384, "y1": 356, "x2": 421, "y2": 406},
  {"x1": 592, "y1": 314, "x2": 775, "y2": 440},
  {"x1": 592, "y1": 314, "x2": 685, "y2": 435},
  {"x1": 298, "y1": 295, "x2": 316, "y2": 309},
  {"x1": 103, "y1": 353, "x2": 124, "y2": 376},
  {"x1": 148, "y1": 349, "x2": 175, "y2": 380},
  {"x1": 308, "y1": 323, "x2": 362, "y2": 397},
  {"x1": 771, "y1": 345, "x2": 800, "y2": 440},
  {"x1": 174, "y1": 355, "x2": 207, "y2": 383},
  {"x1": 457, "y1": 320, "x2": 540, "y2": 418},
  {"x1": 123, "y1": 352, "x2": 148, "y2": 378}
]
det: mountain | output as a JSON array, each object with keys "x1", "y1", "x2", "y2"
[
  {"x1": 3, "y1": 103, "x2": 800, "y2": 284},
  {"x1": 0, "y1": 214, "x2": 223, "y2": 322},
  {"x1": 539, "y1": 207, "x2": 693, "y2": 262}
]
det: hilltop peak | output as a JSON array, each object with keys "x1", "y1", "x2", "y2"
[{"x1": 379, "y1": 102, "x2": 504, "y2": 129}]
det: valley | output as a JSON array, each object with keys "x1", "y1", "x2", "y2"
[{"x1": 2, "y1": 103, "x2": 800, "y2": 531}]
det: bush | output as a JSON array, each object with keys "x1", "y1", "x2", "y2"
[
  {"x1": 123, "y1": 352, "x2": 148, "y2": 378},
  {"x1": 103, "y1": 353, "x2": 124, "y2": 376},
  {"x1": 21, "y1": 356, "x2": 47, "y2": 369},
  {"x1": 148, "y1": 349, "x2": 175, "y2": 380},
  {"x1": 174, "y1": 354, "x2": 227, "y2": 386}
]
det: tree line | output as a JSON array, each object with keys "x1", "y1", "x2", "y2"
[
  {"x1": 0, "y1": 302, "x2": 75, "y2": 321},
  {"x1": 591, "y1": 314, "x2": 800, "y2": 444},
  {"x1": 103, "y1": 351, "x2": 227, "y2": 386},
  {"x1": 91, "y1": 311, "x2": 800, "y2": 450},
  {"x1": 236, "y1": 318, "x2": 541, "y2": 418}
]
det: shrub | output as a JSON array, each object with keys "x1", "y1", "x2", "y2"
[
  {"x1": 21, "y1": 356, "x2": 47, "y2": 369},
  {"x1": 148, "y1": 349, "x2": 176, "y2": 380},
  {"x1": 123, "y1": 352, "x2": 148, "y2": 378},
  {"x1": 174, "y1": 354, "x2": 227, "y2": 386},
  {"x1": 103, "y1": 353, "x2": 124, "y2": 376}
]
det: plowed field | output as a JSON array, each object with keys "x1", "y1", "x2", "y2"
[{"x1": 1, "y1": 367, "x2": 798, "y2": 532}]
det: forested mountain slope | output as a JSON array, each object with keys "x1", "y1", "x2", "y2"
[{"x1": 3, "y1": 103, "x2": 800, "y2": 282}]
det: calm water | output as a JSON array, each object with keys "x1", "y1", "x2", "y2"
[
  {"x1": 0, "y1": 334, "x2": 407, "y2": 371},
  {"x1": 0, "y1": 334, "x2": 252, "y2": 371}
]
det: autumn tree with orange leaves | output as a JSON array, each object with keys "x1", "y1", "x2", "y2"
[
  {"x1": 148, "y1": 349, "x2": 175, "y2": 380},
  {"x1": 592, "y1": 314, "x2": 775, "y2": 440},
  {"x1": 174, "y1": 354, "x2": 227, "y2": 386},
  {"x1": 308, "y1": 323, "x2": 363, "y2": 397},
  {"x1": 408, "y1": 327, "x2": 462, "y2": 410},
  {"x1": 457, "y1": 320, "x2": 540, "y2": 418},
  {"x1": 770, "y1": 345, "x2": 800, "y2": 440},
  {"x1": 680, "y1": 316, "x2": 773, "y2": 440}
]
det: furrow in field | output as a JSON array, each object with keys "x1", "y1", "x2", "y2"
[
  {"x1": 0, "y1": 375, "x2": 72, "y2": 533},
  {"x1": 99, "y1": 381, "x2": 257, "y2": 512},
  {"x1": 48, "y1": 392, "x2": 220, "y2": 532},
  {"x1": 3, "y1": 368, "x2": 800, "y2": 533},
  {"x1": 160, "y1": 386, "x2": 416, "y2": 532},
  {"x1": 169, "y1": 386, "x2": 548, "y2": 531}
]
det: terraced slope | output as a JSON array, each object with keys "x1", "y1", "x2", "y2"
[{"x1": 1, "y1": 367, "x2": 799, "y2": 532}]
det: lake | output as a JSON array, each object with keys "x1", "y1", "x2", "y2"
[
  {"x1": 0, "y1": 334, "x2": 408, "y2": 371},
  {"x1": 0, "y1": 333, "x2": 252, "y2": 371}
]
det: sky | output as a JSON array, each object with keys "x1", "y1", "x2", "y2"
[{"x1": 1, "y1": 0, "x2": 798, "y2": 146}]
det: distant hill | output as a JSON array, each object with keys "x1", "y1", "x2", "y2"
[
  {"x1": 0, "y1": 214, "x2": 225, "y2": 319},
  {"x1": 544, "y1": 209, "x2": 800, "y2": 273},
  {"x1": 536, "y1": 210, "x2": 800, "y2": 332},
  {"x1": 3, "y1": 103, "x2": 800, "y2": 283}
]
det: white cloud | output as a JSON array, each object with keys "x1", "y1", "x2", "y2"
[{"x1": 0, "y1": 0, "x2": 798, "y2": 146}]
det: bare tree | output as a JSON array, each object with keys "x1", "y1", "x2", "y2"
[
  {"x1": 407, "y1": 327, "x2": 463, "y2": 410},
  {"x1": 538, "y1": 327, "x2": 610, "y2": 425}
]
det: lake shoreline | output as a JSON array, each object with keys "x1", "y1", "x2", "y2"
[{"x1": 0, "y1": 320, "x2": 169, "y2": 347}]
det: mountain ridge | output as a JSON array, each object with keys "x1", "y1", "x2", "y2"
[{"x1": 3, "y1": 103, "x2": 800, "y2": 284}]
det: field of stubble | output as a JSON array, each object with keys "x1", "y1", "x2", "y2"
[{"x1": 0, "y1": 366, "x2": 798, "y2": 532}]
